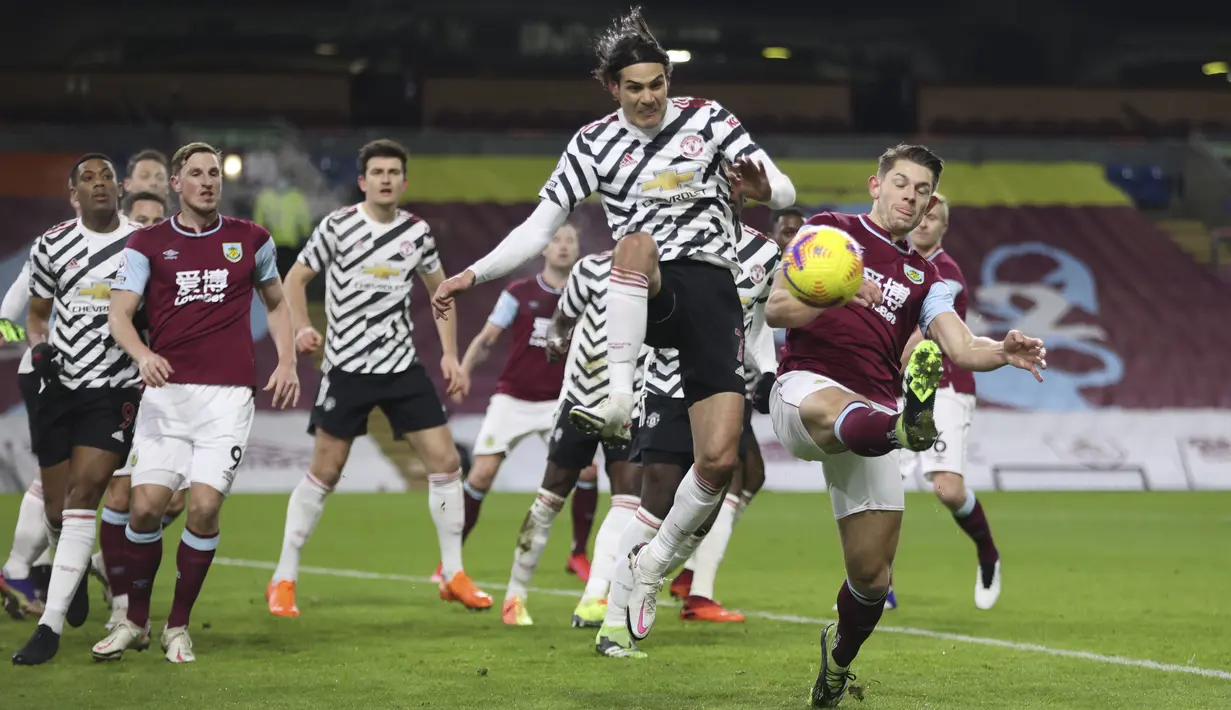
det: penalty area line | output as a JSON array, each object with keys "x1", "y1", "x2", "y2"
[{"x1": 216, "y1": 557, "x2": 1231, "y2": 681}]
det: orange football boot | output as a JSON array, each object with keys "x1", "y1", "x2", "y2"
[
  {"x1": 266, "y1": 579, "x2": 300, "y2": 617},
  {"x1": 439, "y1": 571, "x2": 493, "y2": 610},
  {"x1": 669, "y1": 569, "x2": 693, "y2": 600},
  {"x1": 565, "y1": 553, "x2": 591, "y2": 582},
  {"x1": 680, "y1": 596, "x2": 745, "y2": 623}
]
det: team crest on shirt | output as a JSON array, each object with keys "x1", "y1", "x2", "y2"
[
  {"x1": 223, "y1": 242, "x2": 243, "y2": 263},
  {"x1": 399, "y1": 240, "x2": 414, "y2": 258},
  {"x1": 680, "y1": 135, "x2": 704, "y2": 158},
  {"x1": 903, "y1": 265, "x2": 925, "y2": 285},
  {"x1": 749, "y1": 264, "x2": 766, "y2": 284}
]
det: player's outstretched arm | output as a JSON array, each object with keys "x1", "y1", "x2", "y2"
[
  {"x1": 283, "y1": 262, "x2": 322, "y2": 354},
  {"x1": 928, "y1": 311, "x2": 1047, "y2": 382},
  {"x1": 420, "y1": 266, "x2": 468, "y2": 400},
  {"x1": 765, "y1": 272, "x2": 826, "y2": 328},
  {"x1": 432, "y1": 200, "x2": 570, "y2": 319}
]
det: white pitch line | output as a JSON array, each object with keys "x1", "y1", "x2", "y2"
[{"x1": 217, "y1": 557, "x2": 1231, "y2": 681}]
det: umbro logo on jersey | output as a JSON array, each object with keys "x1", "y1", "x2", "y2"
[{"x1": 163, "y1": 249, "x2": 179, "y2": 260}]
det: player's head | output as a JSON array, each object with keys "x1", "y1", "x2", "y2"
[
  {"x1": 122, "y1": 190, "x2": 168, "y2": 227},
  {"x1": 124, "y1": 149, "x2": 170, "y2": 200},
  {"x1": 69, "y1": 153, "x2": 120, "y2": 218},
  {"x1": 542, "y1": 222, "x2": 581, "y2": 271},
  {"x1": 171, "y1": 142, "x2": 222, "y2": 214},
  {"x1": 593, "y1": 6, "x2": 671, "y2": 130},
  {"x1": 357, "y1": 139, "x2": 408, "y2": 208},
  {"x1": 909, "y1": 192, "x2": 949, "y2": 252},
  {"x1": 869, "y1": 143, "x2": 944, "y2": 237},
  {"x1": 772, "y1": 208, "x2": 806, "y2": 248}
]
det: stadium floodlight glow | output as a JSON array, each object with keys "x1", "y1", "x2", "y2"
[
  {"x1": 762, "y1": 47, "x2": 791, "y2": 60},
  {"x1": 315, "y1": 42, "x2": 338, "y2": 57},
  {"x1": 222, "y1": 154, "x2": 243, "y2": 179},
  {"x1": 667, "y1": 49, "x2": 691, "y2": 63},
  {"x1": 1201, "y1": 61, "x2": 1228, "y2": 75}
]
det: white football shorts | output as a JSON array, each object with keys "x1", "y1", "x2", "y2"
[
  {"x1": 472, "y1": 393, "x2": 557, "y2": 456},
  {"x1": 900, "y1": 388, "x2": 976, "y2": 481},
  {"x1": 770, "y1": 369, "x2": 905, "y2": 520},
  {"x1": 111, "y1": 457, "x2": 190, "y2": 491},
  {"x1": 129, "y1": 383, "x2": 255, "y2": 496}
]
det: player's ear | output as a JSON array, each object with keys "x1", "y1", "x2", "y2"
[
  {"x1": 607, "y1": 80, "x2": 620, "y2": 102},
  {"x1": 867, "y1": 174, "x2": 880, "y2": 200}
]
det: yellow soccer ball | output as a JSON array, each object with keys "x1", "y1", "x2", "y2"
[{"x1": 780, "y1": 224, "x2": 865, "y2": 308}]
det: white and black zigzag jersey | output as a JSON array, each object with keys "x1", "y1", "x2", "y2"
[
  {"x1": 558, "y1": 251, "x2": 648, "y2": 410},
  {"x1": 29, "y1": 217, "x2": 140, "y2": 390},
  {"x1": 298, "y1": 204, "x2": 440, "y2": 375},
  {"x1": 642, "y1": 224, "x2": 781, "y2": 400},
  {"x1": 539, "y1": 98, "x2": 762, "y2": 274}
]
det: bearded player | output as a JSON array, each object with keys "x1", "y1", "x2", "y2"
[
  {"x1": 899, "y1": 193, "x2": 1000, "y2": 609},
  {"x1": 443, "y1": 223, "x2": 580, "y2": 576},
  {"x1": 433, "y1": 8, "x2": 796, "y2": 643},
  {"x1": 267, "y1": 139, "x2": 490, "y2": 616},
  {"x1": 765, "y1": 144, "x2": 1046, "y2": 707},
  {"x1": 92, "y1": 142, "x2": 299, "y2": 663}
]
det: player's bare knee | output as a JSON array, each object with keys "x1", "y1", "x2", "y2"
[
  {"x1": 185, "y1": 495, "x2": 223, "y2": 536},
  {"x1": 845, "y1": 562, "x2": 893, "y2": 599},
  {"x1": 694, "y1": 447, "x2": 738, "y2": 488},
  {"x1": 129, "y1": 484, "x2": 172, "y2": 531},
  {"x1": 466, "y1": 454, "x2": 501, "y2": 491},
  {"x1": 612, "y1": 231, "x2": 661, "y2": 293},
  {"x1": 166, "y1": 489, "x2": 187, "y2": 516},
  {"x1": 608, "y1": 462, "x2": 642, "y2": 496},
  {"x1": 424, "y1": 446, "x2": 461, "y2": 477},
  {"x1": 931, "y1": 472, "x2": 965, "y2": 509},
  {"x1": 104, "y1": 476, "x2": 131, "y2": 512}
]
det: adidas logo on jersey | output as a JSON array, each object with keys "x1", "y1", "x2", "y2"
[{"x1": 620, "y1": 153, "x2": 635, "y2": 167}]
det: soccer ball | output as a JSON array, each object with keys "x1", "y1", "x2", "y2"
[{"x1": 780, "y1": 225, "x2": 865, "y2": 308}]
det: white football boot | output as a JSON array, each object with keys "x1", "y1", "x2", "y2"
[
  {"x1": 92, "y1": 619, "x2": 150, "y2": 661},
  {"x1": 162, "y1": 625, "x2": 196, "y2": 663},
  {"x1": 975, "y1": 559, "x2": 1001, "y2": 610}
]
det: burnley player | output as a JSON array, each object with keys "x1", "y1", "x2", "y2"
[
  {"x1": 266, "y1": 139, "x2": 490, "y2": 616},
  {"x1": 12, "y1": 155, "x2": 141, "y2": 665},
  {"x1": 765, "y1": 145, "x2": 1046, "y2": 707},
  {"x1": 900, "y1": 193, "x2": 1001, "y2": 609},
  {"x1": 433, "y1": 8, "x2": 797, "y2": 641},
  {"x1": 450, "y1": 223, "x2": 579, "y2": 574},
  {"x1": 93, "y1": 142, "x2": 299, "y2": 664}
]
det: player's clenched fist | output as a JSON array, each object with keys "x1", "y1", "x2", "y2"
[
  {"x1": 137, "y1": 352, "x2": 174, "y2": 388},
  {"x1": 295, "y1": 326, "x2": 323, "y2": 354},
  {"x1": 432, "y1": 269, "x2": 476, "y2": 320}
]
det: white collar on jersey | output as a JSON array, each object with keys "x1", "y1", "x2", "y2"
[
  {"x1": 535, "y1": 273, "x2": 564, "y2": 295},
  {"x1": 858, "y1": 214, "x2": 913, "y2": 256},
  {"x1": 925, "y1": 247, "x2": 945, "y2": 262},
  {"x1": 75, "y1": 215, "x2": 129, "y2": 238},
  {"x1": 617, "y1": 100, "x2": 681, "y2": 139},
  {"x1": 170, "y1": 213, "x2": 223, "y2": 238}
]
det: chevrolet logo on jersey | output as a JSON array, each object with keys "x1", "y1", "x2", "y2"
[
  {"x1": 362, "y1": 265, "x2": 403, "y2": 279},
  {"x1": 641, "y1": 169, "x2": 695, "y2": 193},
  {"x1": 77, "y1": 283, "x2": 111, "y2": 300}
]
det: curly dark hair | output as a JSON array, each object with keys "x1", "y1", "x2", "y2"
[{"x1": 592, "y1": 6, "x2": 671, "y2": 86}]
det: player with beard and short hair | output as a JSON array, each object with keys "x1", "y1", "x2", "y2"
[
  {"x1": 432, "y1": 7, "x2": 796, "y2": 643},
  {"x1": 91, "y1": 142, "x2": 299, "y2": 664},
  {"x1": 898, "y1": 193, "x2": 1001, "y2": 610},
  {"x1": 765, "y1": 144, "x2": 1045, "y2": 707},
  {"x1": 265, "y1": 138, "x2": 491, "y2": 616},
  {"x1": 11, "y1": 154, "x2": 142, "y2": 665}
]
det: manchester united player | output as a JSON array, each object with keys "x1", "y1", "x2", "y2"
[
  {"x1": 766, "y1": 144, "x2": 1046, "y2": 706},
  {"x1": 900, "y1": 193, "x2": 1001, "y2": 609},
  {"x1": 445, "y1": 223, "x2": 580, "y2": 567},
  {"x1": 92, "y1": 142, "x2": 299, "y2": 664}
]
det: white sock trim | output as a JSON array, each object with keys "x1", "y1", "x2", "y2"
[{"x1": 954, "y1": 487, "x2": 977, "y2": 518}]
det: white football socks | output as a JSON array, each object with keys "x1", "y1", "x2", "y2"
[
  {"x1": 505, "y1": 489, "x2": 565, "y2": 600},
  {"x1": 582, "y1": 494, "x2": 639, "y2": 601},
  {"x1": 272, "y1": 473, "x2": 332, "y2": 583},
  {"x1": 3, "y1": 481, "x2": 48, "y2": 579},
  {"x1": 603, "y1": 507, "x2": 661, "y2": 628},
  {"x1": 606, "y1": 267, "x2": 649, "y2": 400},
  {"x1": 685, "y1": 493, "x2": 741, "y2": 600},
  {"x1": 429, "y1": 470, "x2": 465, "y2": 581},
  {"x1": 640, "y1": 467, "x2": 723, "y2": 577},
  {"x1": 38, "y1": 509, "x2": 95, "y2": 635}
]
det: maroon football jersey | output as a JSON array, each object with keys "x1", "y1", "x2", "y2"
[
  {"x1": 119, "y1": 214, "x2": 277, "y2": 388},
  {"x1": 928, "y1": 249, "x2": 976, "y2": 396},
  {"x1": 490, "y1": 275, "x2": 567, "y2": 402},
  {"x1": 778, "y1": 212, "x2": 950, "y2": 410}
]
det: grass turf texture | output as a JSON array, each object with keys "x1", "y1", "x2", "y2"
[{"x1": 2, "y1": 491, "x2": 1229, "y2": 709}]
